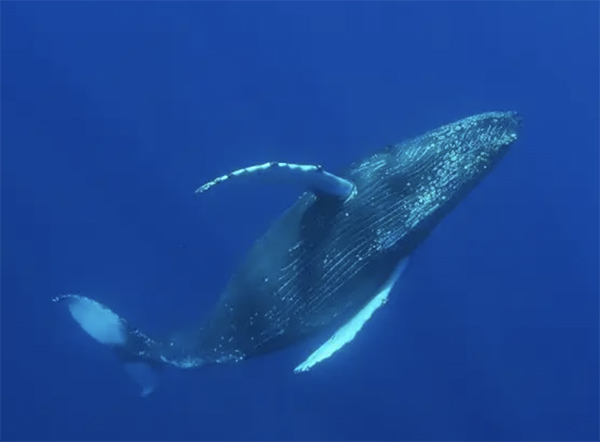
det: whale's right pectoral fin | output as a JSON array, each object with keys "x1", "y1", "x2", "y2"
[
  {"x1": 53, "y1": 294, "x2": 161, "y2": 397},
  {"x1": 294, "y1": 256, "x2": 410, "y2": 373},
  {"x1": 195, "y1": 162, "x2": 356, "y2": 200}
]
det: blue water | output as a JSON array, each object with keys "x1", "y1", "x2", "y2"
[{"x1": 2, "y1": 2, "x2": 598, "y2": 441}]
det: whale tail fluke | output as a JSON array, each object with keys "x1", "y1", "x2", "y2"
[{"x1": 53, "y1": 294, "x2": 162, "y2": 397}]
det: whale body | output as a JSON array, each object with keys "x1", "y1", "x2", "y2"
[{"x1": 55, "y1": 111, "x2": 521, "y2": 396}]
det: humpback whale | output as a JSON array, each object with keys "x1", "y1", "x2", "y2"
[{"x1": 54, "y1": 111, "x2": 521, "y2": 396}]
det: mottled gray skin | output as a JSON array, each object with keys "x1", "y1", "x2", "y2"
[{"x1": 125, "y1": 111, "x2": 521, "y2": 369}]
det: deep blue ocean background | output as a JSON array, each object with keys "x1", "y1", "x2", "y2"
[{"x1": 2, "y1": 2, "x2": 598, "y2": 441}]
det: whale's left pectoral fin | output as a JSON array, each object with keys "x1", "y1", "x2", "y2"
[
  {"x1": 195, "y1": 162, "x2": 356, "y2": 200},
  {"x1": 294, "y1": 257, "x2": 410, "y2": 373},
  {"x1": 53, "y1": 294, "x2": 161, "y2": 397}
]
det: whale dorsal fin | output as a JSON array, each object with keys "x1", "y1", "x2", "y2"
[{"x1": 195, "y1": 162, "x2": 356, "y2": 200}]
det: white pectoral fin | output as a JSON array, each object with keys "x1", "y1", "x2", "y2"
[
  {"x1": 195, "y1": 161, "x2": 356, "y2": 200},
  {"x1": 294, "y1": 287, "x2": 390, "y2": 374},
  {"x1": 294, "y1": 257, "x2": 410, "y2": 374}
]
